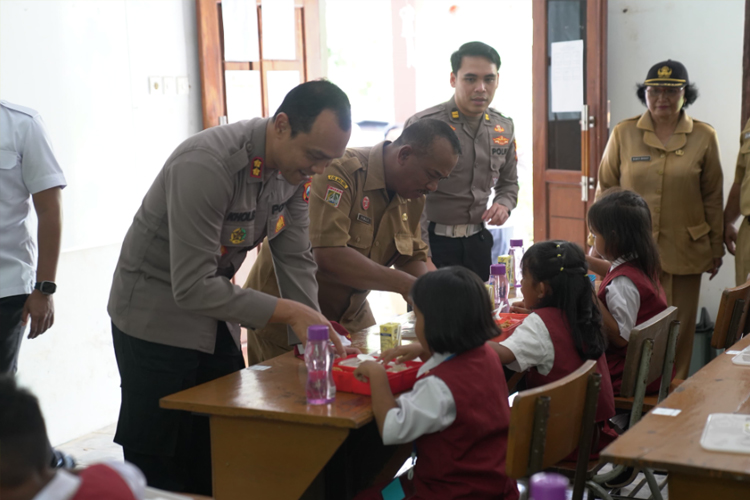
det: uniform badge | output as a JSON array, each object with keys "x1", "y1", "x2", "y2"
[
  {"x1": 658, "y1": 65, "x2": 673, "y2": 78},
  {"x1": 275, "y1": 215, "x2": 286, "y2": 233},
  {"x1": 450, "y1": 125, "x2": 456, "y2": 131},
  {"x1": 302, "y1": 180, "x2": 312, "y2": 204},
  {"x1": 362, "y1": 196, "x2": 370, "y2": 210},
  {"x1": 494, "y1": 125, "x2": 505, "y2": 133},
  {"x1": 357, "y1": 213, "x2": 372, "y2": 225},
  {"x1": 631, "y1": 156, "x2": 650, "y2": 162},
  {"x1": 675, "y1": 149, "x2": 685, "y2": 156},
  {"x1": 327, "y1": 174, "x2": 349, "y2": 189},
  {"x1": 230, "y1": 228, "x2": 246, "y2": 244},
  {"x1": 484, "y1": 113, "x2": 490, "y2": 121},
  {"x1": 401, "y1": 213, "x2": 408, "y2": 222},
  {"x1": 250, "y1": 157, "x2": 263, "y2": 178},
  {"x1": 324, "y1": 186, "x2": 343, "y2": 208},
  {"x1": 493, "y1": 136, "x2": 510, "y2": 146},
  {"x1": 451, "y1": 110, "x2": 459, "y2": 119}
]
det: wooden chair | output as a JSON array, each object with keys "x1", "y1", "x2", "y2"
[
  {"x1": 711, "y1": 279, "x2": 750, "y2": 350},
  {"x1": 593, "y1": 306, "x2": 680, "y2": 500},
  {"x1": 506, "y1": 360, "x2": 612, "y2": 500}
]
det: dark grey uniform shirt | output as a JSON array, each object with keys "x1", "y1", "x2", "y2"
[
  {"x1": 405, "y1": 96, "x2": 519, "y2": 248},
  {"x1": 108, "y1": 118, "x2": 318, "y2": 354}
]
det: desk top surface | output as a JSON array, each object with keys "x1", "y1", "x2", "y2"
[
  {"x1": 601, "y1": 334, "x2": 750, "y2": 480},
  {"x1": 160, "y1": 313, "x2": 415, "y2": 429}
]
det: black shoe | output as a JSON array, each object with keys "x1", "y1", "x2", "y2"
[{"x1": 51, "y1": 449, "x2": 76, "y2": 469}]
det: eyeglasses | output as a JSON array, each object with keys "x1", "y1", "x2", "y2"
[{"x1": 646, "y1": 87, "x2": 685, "y2": 97}]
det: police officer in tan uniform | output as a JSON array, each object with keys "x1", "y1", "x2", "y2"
[
  {"x1": 597, "y1": 60, "x2": 724, "y2": 380},
  {"x1": 107, "y1": 81, "x2": 351, "y2": 494},
  {"x1": 724, "y1": 118, "x2": 750, "y2": 285},
  {"x1": 244, "y1": 120, "x2": 460, "y2": 364},
  {"x1": 405, "y1": 41, "x2": 518, "y2": 282}
]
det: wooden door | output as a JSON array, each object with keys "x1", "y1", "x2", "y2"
[{"x1": 532, "y1": 0, "x2": 608, "y2": 248}]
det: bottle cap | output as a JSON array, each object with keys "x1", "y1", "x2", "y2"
[
  {"x1": 529, "y1": 472, "x2": 568, "y2": 500},
  {"x1": 490, "y1": 264, "x2": 506, "y2": 275},
  {"x1": 307, "y1": 325, "x2": 330, "y2": 341},
  {"x1": 510, "y1": 239, "x2": 524, "y2": 247}
]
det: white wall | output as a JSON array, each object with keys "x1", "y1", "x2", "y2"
[
  {"x1": 607, "y1": 0, "x2": 744, "y2": 323},
  {"x1": 0, "y1": 0, "x2": 203, "y2": 445}
]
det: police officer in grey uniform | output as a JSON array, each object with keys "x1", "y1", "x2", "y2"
[
  {"x1": 107, "y1": 81, "x2": 351, "y2": 494},
  {"x1": 405, "y1": 41, "x2": 518, "y2": 282}
]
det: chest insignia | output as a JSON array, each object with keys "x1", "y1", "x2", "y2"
[
  {"x1": 362, "y1": 196, "x2": 370, "y2": 210},
  {"x1": 302, "y1": 180, "x2": 311, "y2": 204},
  {"x1": 230, "y1": 228, "x2": 247, "y2": 244},
  {"x1": 675, "y1": 149, "x2": 685, "y2": 156},
  {"x1": 250, "y1": 157, "x2": 263, "y2": 178},
  {"x1": 327, "y1": 174, "x2": 349, "y2": 189},
  {"x1": 275, "y1": 215, "x2": 286, "y2": 233},
  {"x1": 451, "y1": 110, "x2": 459, "y2": 119},
  {"x1": 494, "y1": 124, "x2": 505, "y2": 133},
  {"x1": 357, "y1": 213, "x2": 372, "y2": 225},
  {"x1": 402, "y1": 213, "x2": 408, "y2": 222},
  {"x1": 631, "y1": 156, "x2": 651, "y2": 162},
  {"x1": 493, "y1": 136, "x2": 510, "y2": 146},
  {"x1": 324, "y1": 186, "x2": 343, "y2": 208}
]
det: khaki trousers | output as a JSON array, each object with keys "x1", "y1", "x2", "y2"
[
  {"x1": 659, "y1": 272, "x2": 702, "y2": 379},
  {"x1": 736, "y1": 218, "x2": 750, "y2": 286}
]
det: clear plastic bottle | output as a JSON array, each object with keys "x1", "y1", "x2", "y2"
[
  {"x1": 489, "y1": 264, "x2": 510, "y2": 313},
  {"x1": 509, "y1": 239, "x2": 525, "y2": 288},
  {"x1": 305, "y1": 325, "x2": 336, "y2": 405}
]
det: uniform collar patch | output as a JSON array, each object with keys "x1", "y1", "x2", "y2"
[{"x1": 250, "y1": 157, "x2": 263, "y2": 178}]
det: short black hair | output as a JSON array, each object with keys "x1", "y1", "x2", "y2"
[
  {"x1": 410, "y1": 266, "x2": 500, "y2": 355},
  {"x1": 521, "y1": 241, "x2": 606, "y2": 360},
  {"x1": 273, "y1": 80, "x2": 352, "y2": 137},
  {"x1": 450, "y1": 41, "x2": 501, "y2": 74},
  {"x1": 392, "y1": 119, "x2": 462, "y2": 157},
  {"x1": 588, "y1": 188, "x2": 662, "y2": 288},
  {"x1": 636, "y1": 82, "x2": 699, "y2": 109},
  {"x1": 0, "y1": 376, "x2": 52, "y2": 488}
]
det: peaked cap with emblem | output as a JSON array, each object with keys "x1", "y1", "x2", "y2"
[{"x1": 643, "y1": 59, "x2": 689, "y2": 87}]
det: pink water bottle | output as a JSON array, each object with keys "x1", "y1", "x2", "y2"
[
  {"x1": 305, "y1": 325, "x2": 336, "y2": 405},
  {"x1": 529, "y1": 472, "x2": 568, "y2": 500},
  {"x1": 489, "y1": 264, "x2": 510, "y2": 313}
]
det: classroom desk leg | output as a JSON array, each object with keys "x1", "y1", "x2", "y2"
[
  {"x1": 669, "y1": 471, "x2": 750, "y2": 500},
  {"x1": 210, "y1": 415, "x2": 350, "y2": 500}
]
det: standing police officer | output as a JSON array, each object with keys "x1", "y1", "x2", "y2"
[
  {"x1": 107, "y1": 81, "x2": 351, "y2": 494},
  {"x1": 405, "y1": 41, "x2": 518, "y2": 281}
]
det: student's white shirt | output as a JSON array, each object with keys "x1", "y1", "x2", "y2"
[
  {"x1": 604, "y1": 258, "x2": 641, "y2": 342},
  {"x1": 0, "y1": 100, "x2": 66, "y2": 299},
  {"x1": 381, "y1": 351, "x2": 457, "y2": 446},
  {"x1": 33, "y1": 461, "x2": 145, "y2": 500},
  {"x1": 498, "y1": 313, "x2": 555, "y2": 374}
]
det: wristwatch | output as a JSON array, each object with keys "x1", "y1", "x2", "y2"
[{"x1": 34, "y1": 281, "x2": 57, "y2": 295}]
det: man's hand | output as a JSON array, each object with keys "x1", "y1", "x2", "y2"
[
  {"x1": 725, "y1": 222, "x2": 738, "y2": 256},
  {"x1": 707, "y1": 257, "x2": 723, "y2": 280},
  {"x1": 22, "y1": 291, "x2": 54, "y2": 339},
  {"x1": 425, "y1": 257, "x2": 438, "y2": 272},
  {"x1": 482, "y1": 203, "x2": 510, "y2": 226},
  {"x1": 380, "y1": 343, "x2": 426, "y2": 365},
  {"x1": 271, "y1": 299, "x2": 345, "y2": 357}
]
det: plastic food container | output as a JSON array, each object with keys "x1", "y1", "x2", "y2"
[
  {"x1": 332, "y1": 355, "x2": 423, "y2": 395},
  {"x1": 492, "y1": 313, "x2": 529, "y2": 342}
]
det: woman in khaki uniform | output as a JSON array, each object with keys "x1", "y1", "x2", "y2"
[{"x1": 596, "y1": 60, "x2": 724, "y2": 379}]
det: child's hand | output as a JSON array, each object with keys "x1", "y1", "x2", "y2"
[
  {"x1": 354, "y1": 360, "x2": 385, "y2": 382},
  {"x1": 510, "y1": 301, "x2": 530, "y2": 314},
  {"x1": 380, "y1": 343, "x2": 425, "y2": 365}
]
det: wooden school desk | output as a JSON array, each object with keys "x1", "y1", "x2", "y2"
[
  {"x1": 601, "y1": 335, "x2": 750, "y2": 500},
  {"x1": 160, "y1": 315, "x2": 414, "y2": 500}
]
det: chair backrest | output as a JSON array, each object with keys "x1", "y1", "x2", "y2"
[
  {"x1": 619, "y1": 306, "x2": 679, "y2": 399},
  {"x1": 711, "y1": 280, "x2": 750, "y2": 349},
  {"x1": 506, "y1": 360, "x2": 598, "y2": 479}
]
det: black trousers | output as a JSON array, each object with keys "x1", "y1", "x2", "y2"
[
  {"x1": 428, "y1": 224, "x2": 494, "y2": 282},
  {"x1": 112, "y1": 321, "x2": 245, "y2": 495},
  {"x1": 0, "y1": 294, "x2": 29, "y2": 374}
]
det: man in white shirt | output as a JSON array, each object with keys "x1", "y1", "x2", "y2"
[{"x1": 0, "y1": 101, "x2": 65, "y2": 375}]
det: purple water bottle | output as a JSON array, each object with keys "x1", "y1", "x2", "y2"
[
  {"x1": 509, "y1": 239, "x2": 524, "y2": 288},
  {"x1": 489, "y1": 264, "x2": 510, "y2": 313},
  {"x1": 305, "y1": 325, "x2": 336, "y2": 405},
  {"x1": 529, "y1": 472, "x2": 568, "y2": 500}
]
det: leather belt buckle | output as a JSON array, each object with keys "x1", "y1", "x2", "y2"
[{"x1": 452, "y1": 224, "x2": 470, "y2": 238}]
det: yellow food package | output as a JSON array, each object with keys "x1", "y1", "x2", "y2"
[
  {"x1": 380, "y1": 322, "x2": 402, "y2": 351},
  {"x1": 497, "y1": 255, "x2": 514, "y2": 288}
]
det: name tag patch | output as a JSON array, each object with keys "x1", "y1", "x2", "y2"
[
  {"x1": 492, "y1": 147, "x2": 508, "y2": 156},
  {"x1": 357, "y1": 213, "x2": 372, "y2": 225},
  {"x1": 324, "y1": 186, "x2": 343, "y2": 208},
  {"x1": 631, "y1": 156, "x2": 651, "y2": 162},
  {"x1": 327, "y1": 174, "x2": 349, "y2": 189}
]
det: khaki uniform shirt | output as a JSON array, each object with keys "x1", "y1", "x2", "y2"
[
  {"x1": 597, "y1": 112, "x2": 724, "y2": 275},
  {"x1": 734, "y1": 118, "x2": 750, "y2": 215},
  {"x1": 405, "y1": 96, "x2": 519, "y2": 250},
  {"x1": 245, "y1": 142, "x2": 427, "y2": 333},
  {"x1": 108, "y1": 118, "x2": 318, "y2": 353}
]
